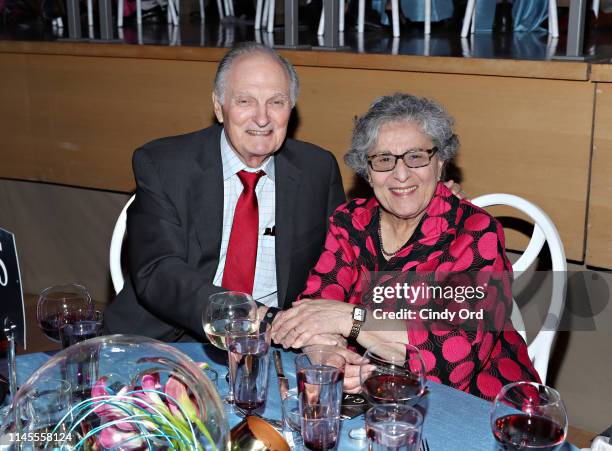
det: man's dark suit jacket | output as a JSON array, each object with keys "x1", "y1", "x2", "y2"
[{"x1": 104, "y1": 125, "x2": 346, "y2": 341}]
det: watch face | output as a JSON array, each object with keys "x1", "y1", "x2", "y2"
[{"x1": 353, "y1": 308, "x2": 366, "y2": 322}]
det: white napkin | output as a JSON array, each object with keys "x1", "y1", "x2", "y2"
[{"x1": 582, "y1": 436, "x2": 612, "y2": 451}]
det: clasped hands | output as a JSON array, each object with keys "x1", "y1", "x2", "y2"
[{"x1": 269, "y1": 299, "x2": 368, "y2": 393}]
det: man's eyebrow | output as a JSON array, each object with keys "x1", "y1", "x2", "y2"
[{"x1": 231, "y1": 92, "x2": 254, "y2": 98}]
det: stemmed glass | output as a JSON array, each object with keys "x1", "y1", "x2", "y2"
[
  {"x1": 201, "y1": 291, "x2": 258, "y2": 402},
  {"x1": 36, "y1": 284, "x2": 93, "y2": 343},
  {"x1": 349, "y1": 342, "x2": 426, "y2": 442},
  {"x1": 360, "y1": 342, "x2": 426, "y2": 405},
  {"x1": 491, "y1": 382, "x2": 568, "y2": 451}
]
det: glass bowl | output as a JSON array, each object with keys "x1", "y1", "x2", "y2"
[{"x1": 0, "y1": 335, "x2": 229, "y2": 450}]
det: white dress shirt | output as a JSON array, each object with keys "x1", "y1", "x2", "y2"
[{"x1": 213, "y1": 130, "x2": 278, "y2": 307}]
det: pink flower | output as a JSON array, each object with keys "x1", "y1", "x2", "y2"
[
  {"x1": 133, "y1": 373, "x2": 171, "y2": 417},
  {"x1": 164, "y1": 375, "x2": 200, "y2": 422},
  {"x1": 91, "y1": 377, "x2": 137, "y2": 431},
  {"x1": 99, "y1": 425, "x2": 145, "y2": 450}
]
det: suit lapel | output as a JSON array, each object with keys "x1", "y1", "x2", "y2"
[
  {"x1": 275, "y1": 146, "x2": 301, "y2": 309},
  {"x1": 191, "y1": 127, "x2": 224, "y2": 270}
]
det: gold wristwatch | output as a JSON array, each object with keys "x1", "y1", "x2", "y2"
[{"x1": 348, "y1": 306, "x2": 366, "y2": 340}]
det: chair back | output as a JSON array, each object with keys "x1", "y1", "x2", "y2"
[
  {"x1": 109, "y1": 195, "x2": 135, "y2": 294},
  {"x1": 471, "y1": 193, "x2": 567, "y2": 384}
]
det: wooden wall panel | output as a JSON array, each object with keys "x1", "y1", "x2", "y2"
[
  {"x1": 292, "y1": 67, "x2": 594, "y2": 261},
  {"x1": 0, "y1": 50, "x2": 594, "y2": 260},
  {"x1": 587, "y1": 81, "x2": 612, "y2": 267},
  {"x1": 0, "y1": 54, "x2": 218, "y2": 190}
]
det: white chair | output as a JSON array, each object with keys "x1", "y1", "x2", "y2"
[
  {"x1": 257, "y1": 0, "x2": 275, "y2": 32},
  {"x1": 109, "y1": 194, "x2": 135, "y2": 294},
  {"x1": 316, "y1": 0, "x2": 432, "y2": 37},
  {"x1": 254, "y1": 0, "x2": 429, "y2": 36},
  {"x1": 461, "y1": 0, "x2": 559, "y2": 38},
  {"x1": 117, "y1": 0, "x2": 205, "y2": 27},
  {"x1": 471, "y1": 193, "x2": 566, "y2": 385}
]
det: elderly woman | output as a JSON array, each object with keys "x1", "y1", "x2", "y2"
[{"x1": 271, "y1": 93, "x2": 540, "y2": 400}]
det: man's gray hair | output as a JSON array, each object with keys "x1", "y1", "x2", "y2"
[
  {"x1": 214, "y1": 42, "x2": 300, "y2": 107},
  {"x1": 344, "y1": 93, "x2": 459, "y2": 179}
]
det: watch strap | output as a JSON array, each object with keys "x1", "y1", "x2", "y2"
[
  {"x1": 348, "y1": 320, "x2": 362, "y2": 340},
  {"x1": 262, "y1": 307, "x2": 280, "y2": 325}
]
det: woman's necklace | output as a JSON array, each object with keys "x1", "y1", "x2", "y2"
[{"x1": 378, "y1": 214, "x2": 405, "y2": 259}]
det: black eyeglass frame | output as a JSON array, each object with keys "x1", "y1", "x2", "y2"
[{"x1": 367, "y1": 147, "x2": 439, "y2": 172}]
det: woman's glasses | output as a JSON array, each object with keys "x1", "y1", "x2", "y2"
[{"x1": 368, "y1": 147, "x2": 438, "y2": 172}]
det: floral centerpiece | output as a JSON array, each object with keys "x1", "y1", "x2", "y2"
[{"x1": 0, "y1": 335, "x2": 229, "y2": 450}]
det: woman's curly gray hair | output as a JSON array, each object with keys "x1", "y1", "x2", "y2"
[{"x1": 344, "y1": 93, "x2": 459, "y2": 179}]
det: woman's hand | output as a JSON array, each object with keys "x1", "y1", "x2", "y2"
[
  {"x1": 444, "y1": 179, "x2": 469, "y2": 200},
  {"x1": 318, "y1": 347, "x2": 369, "y2": 393},
  {"x1": 301, "y1": 333, "x2": 348, "y2": 348},
  {"x1": 271, "y1": 299, "x2": 354, "y2": 349}
]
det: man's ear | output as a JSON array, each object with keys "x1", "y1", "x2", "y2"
[{"x1": 212, "y1": 93, "x2": 224, "y2": 123}]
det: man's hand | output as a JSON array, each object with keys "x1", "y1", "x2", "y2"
[
  {"x1": 271, "y1": 299, "x2": 354, "y2": 349},
  {"x1": 444, "y1": 179, "x2": 468, "y2": 200}
]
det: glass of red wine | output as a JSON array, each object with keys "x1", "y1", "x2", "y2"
[
  {"x1": 365, "y1": 404, "x2": 423, "y2": 451},
  {"x1": 225, "y1": 319, "x2": 272, "y2": 416},
  {"x1": 37, "y1": 284, "x2": 93, "y2": 343},
  {"x1": 491, "y1": 381, "x2": 568, "y2": 451},
  {"x1": 348, "y1": 342, "x2": 426, "y2": 442},
  {"x1": 295, "y1": 346, "x2": 346, "y2": 451},
  {"x1": 360, "y1": 342, "x2": 426, "y2": 406}
]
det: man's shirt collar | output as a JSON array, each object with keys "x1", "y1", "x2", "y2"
[{"x1": 220, "y1": 129, "x2": 275, "y2": 181}]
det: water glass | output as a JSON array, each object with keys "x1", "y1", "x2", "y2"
[
  {"x1": 59, "y1": 310, "x2": 103, "y2": 348},
  {"x1": 23, "y1": 379, "x2": 75, "y2": 448},
  {"x1": 281, "y1": 391, "x2": 301, "y2": 432},
  {"x1": 301, "y1": 404, "x2": 340, "y2": 451},
  {"x1": 365, "y1": 404, "x2": 423, "y2": 451},
  {"x1": 62, "y1": 332, "x2": 102, "y2": 400},
  {"x1": 295, "y1": 346, "x2": 346, "y2": 451},
  {"x1": 226, "y1": 320, "x2": 272, "y2": 414}
]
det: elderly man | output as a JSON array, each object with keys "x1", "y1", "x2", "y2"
[
  {"x1": 104, "y1": 42, "x2": 345, "y2": 340},
  {"x1": 104, "y1": 42, "x2": 463, "y2": 344}
]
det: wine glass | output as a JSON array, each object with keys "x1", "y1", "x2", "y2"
[
  {"x1": 202, "y1": 291, "x2": 258, "y2": 402},
  {"x1": 360, "y1": 342, "x2": 426, "y2": 406},
  {"x1": 226, "y1": 319, "x2": 272, "y2": 416},
  {"x1": 37, "y1": 284, "x2": 93, "y2": 343},
  {"x1": 491, "y1": 382, "x2": 568, "y2": 451},
  {"x1": 348, "y1": 342, "x2": 426, "y2": 442}
]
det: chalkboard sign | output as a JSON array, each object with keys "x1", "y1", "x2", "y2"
[{"x1": 0, "y1": 228, "x2": 26, "y2": 347}]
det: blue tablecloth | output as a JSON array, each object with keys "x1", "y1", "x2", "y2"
[{"x1": 13, "y1": 342, "x2": 578, "y2": 451}]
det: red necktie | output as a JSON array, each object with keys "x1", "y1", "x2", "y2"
[{"x1": 222, "y1": 170, "x2": 265, "y2": 294}]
